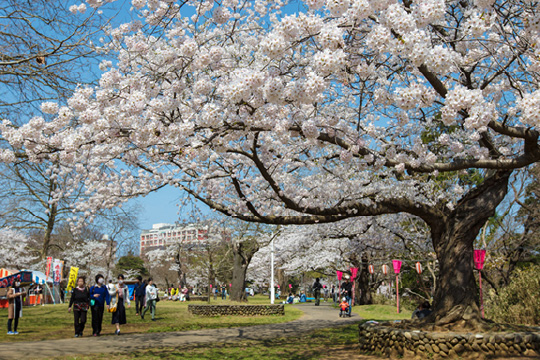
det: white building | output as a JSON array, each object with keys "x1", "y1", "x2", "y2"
[{"x1": 139, "y1": 223, "x2": 209, "y2": 255}]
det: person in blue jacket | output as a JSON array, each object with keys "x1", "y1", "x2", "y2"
[{"x1": 89, "y1": 274, "x2": 110, "y2": 336}]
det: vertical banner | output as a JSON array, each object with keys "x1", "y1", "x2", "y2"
[
  {"x1": 66, "y1": 266, "x2": 79, "y2": 291},
  {"x1": 53, "y1": 259, "x2": 63, "y2": 285},
  {"x1": 45, "y1": 257, "x2": 52, "y2": 281},
  {"x1": 392, "y1": 260, "x2": 402, "y2": 314},
  {"x1": 350, "y1": 267, "x2": 359, "y2": 306},
  {"x1": 474, "y1": 249, "x2": 487, "y2": 318}
]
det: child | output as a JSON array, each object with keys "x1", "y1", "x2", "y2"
[{"x1": 339, "y1": 297, "x2": 350, "y2": 317}]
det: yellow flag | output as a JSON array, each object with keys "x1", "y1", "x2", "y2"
[{"x1": 66, "y1": 267, "x2": 79, "y2": 291}]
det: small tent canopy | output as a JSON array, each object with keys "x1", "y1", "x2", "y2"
[{"x1": 22, "y1": 270, "x2": 53, "y2": 285}]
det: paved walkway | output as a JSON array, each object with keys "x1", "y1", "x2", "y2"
[{"x1": 0, "y1": 303, "x2": 360, "y2": 360}]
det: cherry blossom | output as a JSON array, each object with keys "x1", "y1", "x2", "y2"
[{"x1": 2, "y1": 0, "x2": 540, "y2": 323}]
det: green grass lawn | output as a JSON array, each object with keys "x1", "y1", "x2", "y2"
[
  {"x1": 53, "y1": 304, "x2": 406, "y2": 360},
  {"x1": 353, "y1": 304, "x2": 412, "y2": 322},
  {"x1": 0, "y1": 295, "x2": 302, "y2": 343}
]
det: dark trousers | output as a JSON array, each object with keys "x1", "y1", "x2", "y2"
[
  {"x1": 7, "y1": 315, "x2": 19, "y2": 332},
  {"x1": 135, "y1": 295, "x2": 144, "y2": 314},
  {"x1": 314, "y1": 290, "x2": 321, "y2": 306},
  {"x1": 73, "y1": 310, "x2": 87, "y2": 335},
  {"x1": 91, "y1": 305, "x2": 104, "y2": 335}
]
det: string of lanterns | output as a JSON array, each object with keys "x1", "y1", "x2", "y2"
[{"x1": 336, "y1": 250, "x2": 487, "y2": 315}]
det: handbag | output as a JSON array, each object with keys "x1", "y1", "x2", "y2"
[
  {"x1": 155, "y1": 295, "x2": 160, "y2": 303},
  {"x1": 108, "y1": 294, "x2": 118, "y2": 313}
]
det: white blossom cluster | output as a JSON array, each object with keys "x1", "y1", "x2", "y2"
[{"x1": 0, "y1": 0, "x2": 537, "y2": 230}]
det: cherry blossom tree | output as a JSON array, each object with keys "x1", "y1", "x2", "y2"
[
  {"x1": 3, "y1": 0, "x2": 540, "y2": 326},
  {"x1": 0, "y1": 228, "x2": 39, "y2": 270}
]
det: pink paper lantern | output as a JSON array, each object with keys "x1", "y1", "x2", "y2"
[
  {"x1": 229, "y1": 283, "x2": 232, "y2": 287},
  {"x1": 392, "y1": 260, "x2": 402, "y2": 274},
  {"x1": 336, "y1": 270, "x2": 343, "y2": 281},
  {"x1": 350, "y1": 267, "x2": 359, "y2": 279},
  {"x1": 288, "y1": 284, "x2": 292, "y2": 289},
  {"x1": 209, "y1": 284, "x2": 212, "y2": 288},
  {"x1": 474, "y1": 249, "x2": 486, "y2": 270}
]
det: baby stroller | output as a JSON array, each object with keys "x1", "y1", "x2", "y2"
[{"x1": 339, "y1": 297, "x2": 351, "y2": 317}]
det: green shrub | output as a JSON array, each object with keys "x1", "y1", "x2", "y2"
[{"x1": 486, "y1": 264, "x2": 540, "y2": 325}]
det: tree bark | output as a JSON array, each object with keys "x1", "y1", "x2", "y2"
[
  {"x1": 41, "y1": 201, "x2": 57, "y2": 259},
  {"x1": 229, "y1": 239, "x2": 259, "y2": 302},
  {"x1": 355, "y1": 256, "x2": 373, "y2": 305},
  {"x1": 428, "y1": 171, "x2": 511, "y2": 326}
]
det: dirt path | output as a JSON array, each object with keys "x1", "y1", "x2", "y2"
[{"x1": 0, "y1": 303, "x2": 361, "y2": 360}]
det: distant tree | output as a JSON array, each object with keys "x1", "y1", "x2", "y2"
[{"x1": 115, "y1": 254, "x2": 149, "y2": 277}]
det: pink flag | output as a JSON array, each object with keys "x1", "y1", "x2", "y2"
[
  {"x1": 474, "y1": 250, "x2": 486, "y2": 270},
  {"x1": 392, "y1": 260, "x2": 402, "y2": 274}
]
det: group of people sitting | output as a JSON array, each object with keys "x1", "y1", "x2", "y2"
[
  {"x1": 166, "y1": 286, "x2": 191, "y2": 301},
  {"x1": 284, "y1": 291, "x2": 308, "y2": 304}
]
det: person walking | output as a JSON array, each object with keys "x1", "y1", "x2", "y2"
[
  {"x1": 68, "y1": 277, "x2": 90, "y2": 337},
  {"x1": 221, "y1": 284, "x2": 227, "y2": 300},
  {"x1": 134, "y1": 276, "x2": 146, "y2": 316},
  {"x1": 312, "y1": 278, "x2": 323, "y2": 306},
  {"x1": 89, "y1": 274, "x2": 110, "y2": 336},
  {"x1": 7, "y1": 280, "x2": 26, "y2": 335},
  {"x1": 111, "y1": 274, "x2": 130, "y2": 335},
  {"x1": 141, "y1": 278, "x2": 158, "y2": 321}
]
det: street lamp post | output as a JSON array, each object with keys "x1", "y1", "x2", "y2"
[{"x1": 270, "y1": 235, "x2": 275, "y2": 304}]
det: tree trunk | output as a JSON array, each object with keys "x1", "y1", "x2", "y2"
[
  {"x1": 428, "y1": 171, "x2": 510, "y2": 327},
  {"x1": 229, "y1": 239, "x2": 259, "y2": 302},
  {"x1": 356, "y1": 257, "x2": 373, "y2": 305},
  {"x1": 41, "y1": 202, "x2": 57, "y2": 259}
]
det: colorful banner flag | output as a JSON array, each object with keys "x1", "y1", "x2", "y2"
[
  {"x1": 53, "y1": 259, "x2": 63, "y2": 285},
  {"x1": 45, "y1": 257, "x2": 52, "y2": 280},
  {"x1": 66, "y1": 266, "x2": 79, "y2": 291}
]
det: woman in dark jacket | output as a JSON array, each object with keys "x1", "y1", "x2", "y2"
[
  {"x1": 68, "y1": 276, "x2": 90, "y2": 337},
  {"x1": 7, "y1": 280, "x2": 26, "y2": 335}
]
